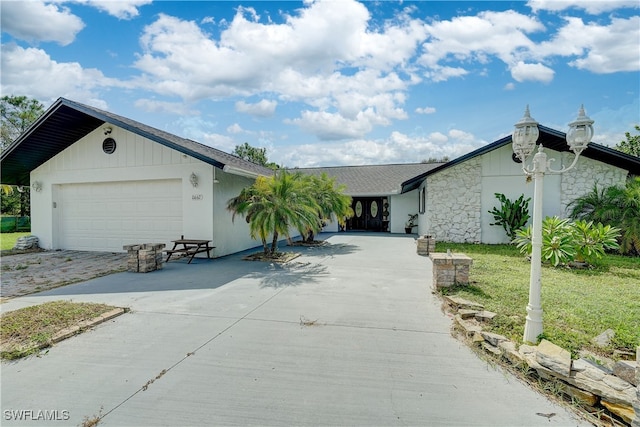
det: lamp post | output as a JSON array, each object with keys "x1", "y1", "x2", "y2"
[{"x1": 512, "y1": 105, "x2": 594, "y2": 343}]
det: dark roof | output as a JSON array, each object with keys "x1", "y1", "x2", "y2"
[
  {"x1": 296, "y1": 163, "x2": 444, "y2": 196},
  {"x1": 401, "y1": 125, "x2": 640, "y2": 193},
  {"x1": 1, "y1": 97, "x2": 274, "y2": 186}
]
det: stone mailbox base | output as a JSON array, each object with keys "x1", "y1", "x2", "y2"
[
  {"x1": 416, "y1": 235, "x2": 435, "y2": 256},
  {"x1": 123, "y1": 243, "x2": 166, "y2": 273},
  {"x1": 429, "y1": 252, "x2": 472, "y2": 288}
]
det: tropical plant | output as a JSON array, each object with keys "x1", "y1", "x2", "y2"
[
  {"x1": 488, "y1": 193, "x2": 531, "y2": 241},
  {"x1": 571, "y1": 220, "x2": 620, "y2": 264},
  {"x1": 405, "y1": 214, "x2": 418, "y2": 228},
  {"x1": 227, "y1": 171, "x2": 320, "y2": 255},
  {"x1": 568, "y1": 177, "x2": 640, "y2": 255},
  {"x1": 514, "y1": 216, "x2": 621, "y2": 267},
  {"x1": 299, "y1": 173, "x2": 353, "y2": 243}
]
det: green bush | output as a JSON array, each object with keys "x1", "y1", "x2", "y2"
[
  {"x1": 513, "y1": 216, "x2": 620, "y2": 267},
  {"x1": 488, "y1": 193, "x2": 531, "y2": 241}
]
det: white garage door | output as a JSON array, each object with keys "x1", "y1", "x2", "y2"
[{"x1": 57, "y1": 180, "x2": 183, "y2": 252}]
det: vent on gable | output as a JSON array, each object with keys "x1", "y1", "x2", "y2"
[{"x1": 102, "y1": 138, "x2": 117, "y2": 154}]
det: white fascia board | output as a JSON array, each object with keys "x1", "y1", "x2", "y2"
[{"x1": 222, "y1": 165, "x2": 262, "y2": 179}]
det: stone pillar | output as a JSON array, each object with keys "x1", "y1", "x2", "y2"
[
  {"x1": 123, "y1": 243, "x2": 166, "y2": 273},
  {"x1": 429, "y1": 252, "x2": 472, "y2": 288},
  {"x1": 416, "y1": 235, "x2": 436, "y2": 256}
]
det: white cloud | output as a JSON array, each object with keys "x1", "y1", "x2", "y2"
[
  {"x1": 416, "y1": 106, "x2": 436, "y2": 115},
  {"x1": 81, "y1": 0, "x2": 152, "y2": 19},
  {"x1": 568, "y1": 17, "x2": 640, "y2": 73},
  {"x1": 0, "y1": 43, "x2": 112, "y2": 106},
  {"x1": 420, "y1": 10, "x2": 543, "y2": 74},
  {"x1": 504, "y1": 82, "x2": 516, "y2": 90},
  {"x1": 235, "y1": 99, "x2": 277, "y2": 117},
  {"x1": 227, "y1": 123, "x2": 244, "y2": 134},
  {"x1": 275, "y1": 129, "x2": 486, "y2": 167},
  {"x1": 527, "y1": 0, "x2": 639, "y2": 15},
  {"x1": 510, "y1": 61, "x2": 555, "y2": 83},
  {"x1": 134, "y1": 99, "x2": 198, "y2": 116},
  {"x1": 0, "y1": 1, "x2": 84, "y2": 45}
]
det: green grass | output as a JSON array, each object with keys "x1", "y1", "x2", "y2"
[
  {"x1": 0, "y1": 301, "x2": 119, "y2": 359},
  {"x1": 0, "y1": 232, "x2": 31, "y2": 251},
  {"x1": 437, "y1": 242, "x2": 640, "y2": 357}
]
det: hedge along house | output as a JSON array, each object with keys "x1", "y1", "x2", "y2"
[
  {"x1": 298, "y1": 163, "x2": 443, "y2": 234},
  {"x1": 0, "y1": 97, "x2": 275, "y2": 256},
  {"x1": 401, "y1": 126, "x2": 640, "y2": 244}
]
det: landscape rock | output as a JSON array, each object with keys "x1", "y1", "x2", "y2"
[
  {"x1": 536, "y1": 339, "x2": 572, "y2": 377},
  {"x1": 601, "y1": 400, "x2": 635, "y2": 425},
  {"x1": 569, "y1": 359, "x2": 635, "y2": 407},
  {"x1": 482, "y1": 342, "x2": 502, "y2": 356},
  {"x1": 454, "y1": 315, "x2": 482, "y2": 337},
  {"x1": 593, "y1": 328, "x2": 615, "y2": 348},
  {"x1": 458, "y1": 309, "x2": 478, "y2": 319},
  {"x1": 613, "y1": 360, "x2": 638, "y2": 386},
  {"x1": 475, "y1": 310, "x2": 497, "y2": 322},
  {"x1": 480, "y1": 331, "x2": 508, "y2": 347},
  {"x1": 560, "y1": 383, "x2": 599, "y2": 407},
  {"x1": 443, "y1": 295, "x2": 484, "y2": 310}
]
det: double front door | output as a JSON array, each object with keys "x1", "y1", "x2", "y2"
[{"x1": 348, "y1": 197, "x2": 387, "y2": 231}]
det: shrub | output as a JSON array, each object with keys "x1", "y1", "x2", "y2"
[
  {"x1": 488, "y1": 193, "x2": 531, "y2": 241},
  {"x1": 513, "y1": 216, "x2": 620, "y2": 267}
]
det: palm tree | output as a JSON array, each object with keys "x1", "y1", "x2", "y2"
[
  {"x1": 568, "y1": 177, "x2": 640, "y2": 255},
  {"x1": 300, "y1": 173, "x2": 353, "y2": 242},
  {"x1": 227, "y1": 171, "x2": 320, "y2": 256}
]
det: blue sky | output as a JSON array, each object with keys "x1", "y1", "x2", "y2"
[{"x1": 1, "y1": 0, "x2": 638, "y2": 167}]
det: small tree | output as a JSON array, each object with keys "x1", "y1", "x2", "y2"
[
  {"x1": 488, "y1": 193, "x2": 531, "y2": 241},
  {"x1": 233, "y1": 142, "x2": 279, "y2": 169},
  {"x1": 1, "y1": 95, "x2": 45, "y2": 152},
  {"x1": 227, "y1": 171, "x2": 320, "y2": 256},
  {"x1": 614, "y1": 125, "x2": 640, "y2": 157}
]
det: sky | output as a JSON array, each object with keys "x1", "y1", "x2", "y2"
[{"x1": 1, "y1": 0, "x2": 639, "y2": 168}]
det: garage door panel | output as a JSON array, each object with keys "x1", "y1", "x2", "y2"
[{"x1": 58, "y1": 180, "x2": 182, "y2": 252}]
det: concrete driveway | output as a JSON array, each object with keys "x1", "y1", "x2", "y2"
[{"x1": 1, "y1": 233, "x2": 586, "y2": 426}]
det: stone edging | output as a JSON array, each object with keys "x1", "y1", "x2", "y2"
[{"x1": 442, "y1": 295, "x2": 640, "y2": 427}]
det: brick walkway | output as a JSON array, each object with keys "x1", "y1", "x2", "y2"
[{"x1": 0, "y1": 250, "x2": 127, "y2": 299}]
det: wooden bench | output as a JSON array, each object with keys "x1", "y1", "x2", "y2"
[{"x1": 165, "y1": 237, "x2": 215, "y2": 264}]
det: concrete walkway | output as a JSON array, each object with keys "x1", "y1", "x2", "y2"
[{"x1": 1, "y1": 233, "x2": 586, "y2": 426}]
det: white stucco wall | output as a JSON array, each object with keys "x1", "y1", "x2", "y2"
[
  {"x1": 29, "y1": 125, "x2": 269, "y2": 256},
  {"x1": 389, "y1": 191, "x2": 419, "y2": 234}
]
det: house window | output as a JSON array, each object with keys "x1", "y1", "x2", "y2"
[
  {"x1": 102, "y1": 138, "x2": 117, "y2": 154},
  {"x1": 419, "y1": 186, "x2": 426, "y2": 214}
]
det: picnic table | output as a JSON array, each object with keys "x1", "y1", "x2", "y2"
[{"x1": 165, "y1": 236, "x2": 214, "y2": 264}]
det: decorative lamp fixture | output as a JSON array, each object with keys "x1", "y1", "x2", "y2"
[
  {"x1": 31, "y1": 181, "x2": 43, "y2": 192},
  {"x1": 513, "y1": 105, "x2": 593, "y2": 344},
  {"x1": 565, "y1": 104, "x2": 594, "y2": 155},
  {"x1": 512, "y1": 105, "x2": 539, "y2": 163},
  {"x1": 189, "y1": 172, "x2": 198, "y2": 188}
]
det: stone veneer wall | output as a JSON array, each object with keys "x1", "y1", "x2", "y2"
[
  {"x1": 560, "y1": 154, "x2": 628, "y2": 216},
  {"x1": 426, "y1": 158, "x2": 482, "y2": 243}
]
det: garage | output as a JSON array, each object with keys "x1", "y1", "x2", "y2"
[{"x1": 55, "y1": 179, "x2": 183, "y2": 252}]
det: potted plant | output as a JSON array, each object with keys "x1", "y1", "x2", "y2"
[{"x1": 405, "y1": 213, "x2": 418, "y2": 234}]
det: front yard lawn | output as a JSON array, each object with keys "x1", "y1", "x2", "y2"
[{"x1": 437, "y1": 243, "x2": 639, "y2": 358}]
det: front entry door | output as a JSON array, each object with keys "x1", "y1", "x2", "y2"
[{"x1": 349, "y1": 198, "x2": 383, "y2": 231}]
